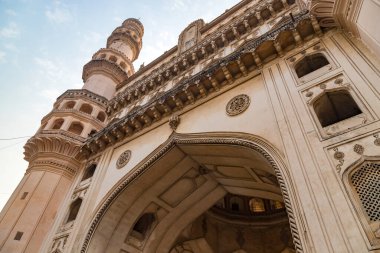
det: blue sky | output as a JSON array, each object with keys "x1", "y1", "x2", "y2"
[{"x1": 0, "y1": 0, "x2": 241, "y2": 210}]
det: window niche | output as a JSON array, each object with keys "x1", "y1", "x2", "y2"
[
  {"x1": 79, "y1": 103, "x2": 93, "y2": 115},
  {"x1": 313, "y1": 90, "x2": 362, "y2": 128},
  {"x1": 302, "y1": 75, "x2": 371, "y2": 139},
  {"x1": 66, "y1": 198, "x2": 82, "y2": 223},
  {"x1": 51, "y1": 118, "x2": 64, "y2": 130},
  {"x1": 68, "y1": 122, "x2": 84, "y2": 136},
  {"x1": 288, "y1": 43, "x2": 335, "y2": 85},
  {"x1": 295, "y1": 53, "x2": 329, "y2": 78},
  {"x1": 131, "y1": 213, "x2": 156, "y2": 241},
  {"x1": 82, "y1": 164, "x2": 96, "y2": 181},
  {"x1": 344, "y1": 160, "x2": 380, "y2": 247}
]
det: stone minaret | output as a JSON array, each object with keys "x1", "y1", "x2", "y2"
[
  {"x1": 0, "y1": 18, "x2": 143, "y2": 253},
  {"x1": 82, "y1": 18, "x2": 144, "y2": 99}
]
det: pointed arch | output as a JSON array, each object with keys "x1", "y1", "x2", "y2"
[{"x1": 80, "y1": 132, "x2": 305, "y2": 253}]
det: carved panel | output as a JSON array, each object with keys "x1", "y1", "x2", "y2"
[
  {"x1": 117, "y1": 150, "x2": 132, "y2": 169},
  {"x1": 328, "y1": 132, "x2": 380, "y2": 174},
  {"x1": 226, "y1": 94, "x2": 251, "y2": 116}
]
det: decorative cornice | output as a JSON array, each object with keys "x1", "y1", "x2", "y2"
[
  {"x1": 115, "y1": 0, "x2": 297, "y2": 94},
  {"x1": 81, "y1": 11, "x2": 320, "y2": 158},
  {"x1": 82, "y1": 59, "x2": 129, "y2": 83},
  {"x1": 24, "y1": 133, "x2": 85, "y2": 162},
  {"x1": 80, "y1": 133, "x2": 304, "y2": 253},
  {"x1": 55, "y1": 89, "x2": 108, "y2": 108}
]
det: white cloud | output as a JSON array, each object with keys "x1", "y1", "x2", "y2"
[
  {"x1": 5, "y1": 9, "x2": 17, "y2": 16},
  {"x1": 113, "y1": 17, "x2": 123, "y2": 24},
  {"x1": 40, "y1": 88, "x2": 62, "y2": 101},
  {"x1": 0, "y1": 22, "x2": 20, "y2": 38},
  {"x1": 0, "y1": 51, "x2": 6, "y2": 63},
  {"x1": 170, "y1": 0, "x2": 190, "y2": 10},
  {"x1": 4, "y1": 43, "x2": 19, "y2": 52},
  {"x1": 45, "y1": 2, "x2": 72, "y2": 24},
  {"x1": 34, "y1": 57, "x2": 60, "y2": 76}
]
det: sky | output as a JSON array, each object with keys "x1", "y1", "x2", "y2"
[{"x1": 0, "y1": 0, "x2": 241, "y2": 211}]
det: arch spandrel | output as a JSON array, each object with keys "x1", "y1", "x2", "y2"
[{"x1": 80, "y1": 132, "x2": 306, "y2": 253}]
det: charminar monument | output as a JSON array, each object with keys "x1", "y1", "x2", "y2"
[{"x1": 1, "y1": 0, "x2": 380, "y2": 252}]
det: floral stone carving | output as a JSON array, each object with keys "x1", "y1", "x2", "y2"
[
  {"x1": 226, "y1": 94, "x2": 250, "y2": 116},
  {"x1": 116, "y1": 150, "x2": 131, "y2": 169}
]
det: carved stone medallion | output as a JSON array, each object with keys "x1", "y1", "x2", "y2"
[
  {"x1": 226, "y1": 94, "x2": 250, "y2": 116},
  {"x1": 116, "y1": 150, "x2": 131, "y2": 169}
]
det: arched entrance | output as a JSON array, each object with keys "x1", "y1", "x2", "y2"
[{"x1": 81, "y1": 133, "x2": 305, "y2": 253}]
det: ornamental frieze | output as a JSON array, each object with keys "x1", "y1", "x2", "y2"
[{"x1": 109, "y1": 1, "x2": 299, "y2": 116}]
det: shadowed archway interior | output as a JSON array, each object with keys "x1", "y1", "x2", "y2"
[{"x1": 82, "y1": 134, "x2": 303, "y2": 253}]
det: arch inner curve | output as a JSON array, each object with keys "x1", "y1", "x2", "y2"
[{"x1": 82, "y1": 133, "x2": 304, "y2": 253}]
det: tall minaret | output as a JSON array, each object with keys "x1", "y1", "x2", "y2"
[
  {"x1": 82, "y1": 18, "x2": 144, "y2": 99},
  {"x1": 0, "y1": 19, "x2": 143, "y2": 253}
]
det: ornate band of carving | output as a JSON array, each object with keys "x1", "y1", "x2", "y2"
[
  {"x1": 226, "y1": 94, "x2": 250, "y2": 116},
  {"x1": 116, "y1": 150, "x2": 132, "y2": 169},
  {"x1": 80, "y1": 133, "x2": 304, "y2": 253}
]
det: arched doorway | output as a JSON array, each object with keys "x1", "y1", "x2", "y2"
[{"x1": 81, "y1": 133, "x2": 305, "y2": 253}]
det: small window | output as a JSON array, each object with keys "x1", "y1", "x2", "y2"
[
  {"x1": 79, "y1": 104, "x2": 93, "y2": 115},
  {"x1": 109, "y1": 55, "x2": 117, "y2": 62},
  {"x1": 20, "y1": 192, "x2": 28, "y2": 200},
  {"x1": 67, "y1": 198, "x2": 82, "y2": 223},
  {"x1": 313, "y1": 90, "x2": 362, "y2": 127},
  {"x1": 295, "y1": 53, "x2": 329, "y2": 78},
  {"x1": 82, "y1": 164, "x2": 96, "y2": 181},
  {"x1": 68, "y1": 122, "x2": 84, "y2": 135},
  {"x1": 63, "y1": 101, "x2": 75, "y2": 109},
  {"x1": 120, "y1": 61, "x2": 126, "y2": 69},
  {"x1": 229, "y1": 196, "x2": 243, "y2": 212},
  {"x1": 132, "y1": 213, "x2": 155, "y2": 240},
  {"x1": 270, "y1": 200, "x2": 284, "y2": 210},
  {"x1": 97, "y1": 112, "x2": 106, "y2": 122},
  {"x1": 14, "y1": 231, "x2": 23, "y2": 241},
  {"x1": 249, "y1": 198, "x2": 265, "y2": 213},
  {"x1": 52, "y1": 119, "x2": 64, "y2": 130}
]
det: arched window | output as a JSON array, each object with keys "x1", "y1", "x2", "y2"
[
  {"x1": 82, "y1": 164, "x2": 96, "y2": 181},
  {"x1": 132, "y1": 213, "x2": 156, "y2": 240},
  {"x1": 229, "y1": 196, "x2": 244, "y2": 212},
  {"x1": 120, "y1": 61, "x2": 126, "y2": 69},
  {"x1": 67, "y1": 198, "x2": 82, "y2": 223},
  {"x1": 63, "y1": 101, "x2": 75, "y2": 109},
  {"x1": 97, "y1": 111, "x2": 106, "y2": 122},
  {"x1": 79, "y1": 103, "x2": 93, "y2": 114},
  {"x1": 68, "y1": 122, "x2": 84, "y2": 135},
  {"x1": 345, "y1": 161, "x2": 380, "y2": 245},
  {"x1": 350, "y1": 162, "x2": 380, "y2": 222},
  {"x1": 249, "y1": 198, "x2": 265, "y2": 213},
  {"x1": 295, "y1": 53, "x2": 329, "y2": 78},
  {"x1": 52, "y1": 119, "x2": 64, "y2": 130},
  {"x1": 313, "y1": 90, "x2": 362, "y2": 127}
]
